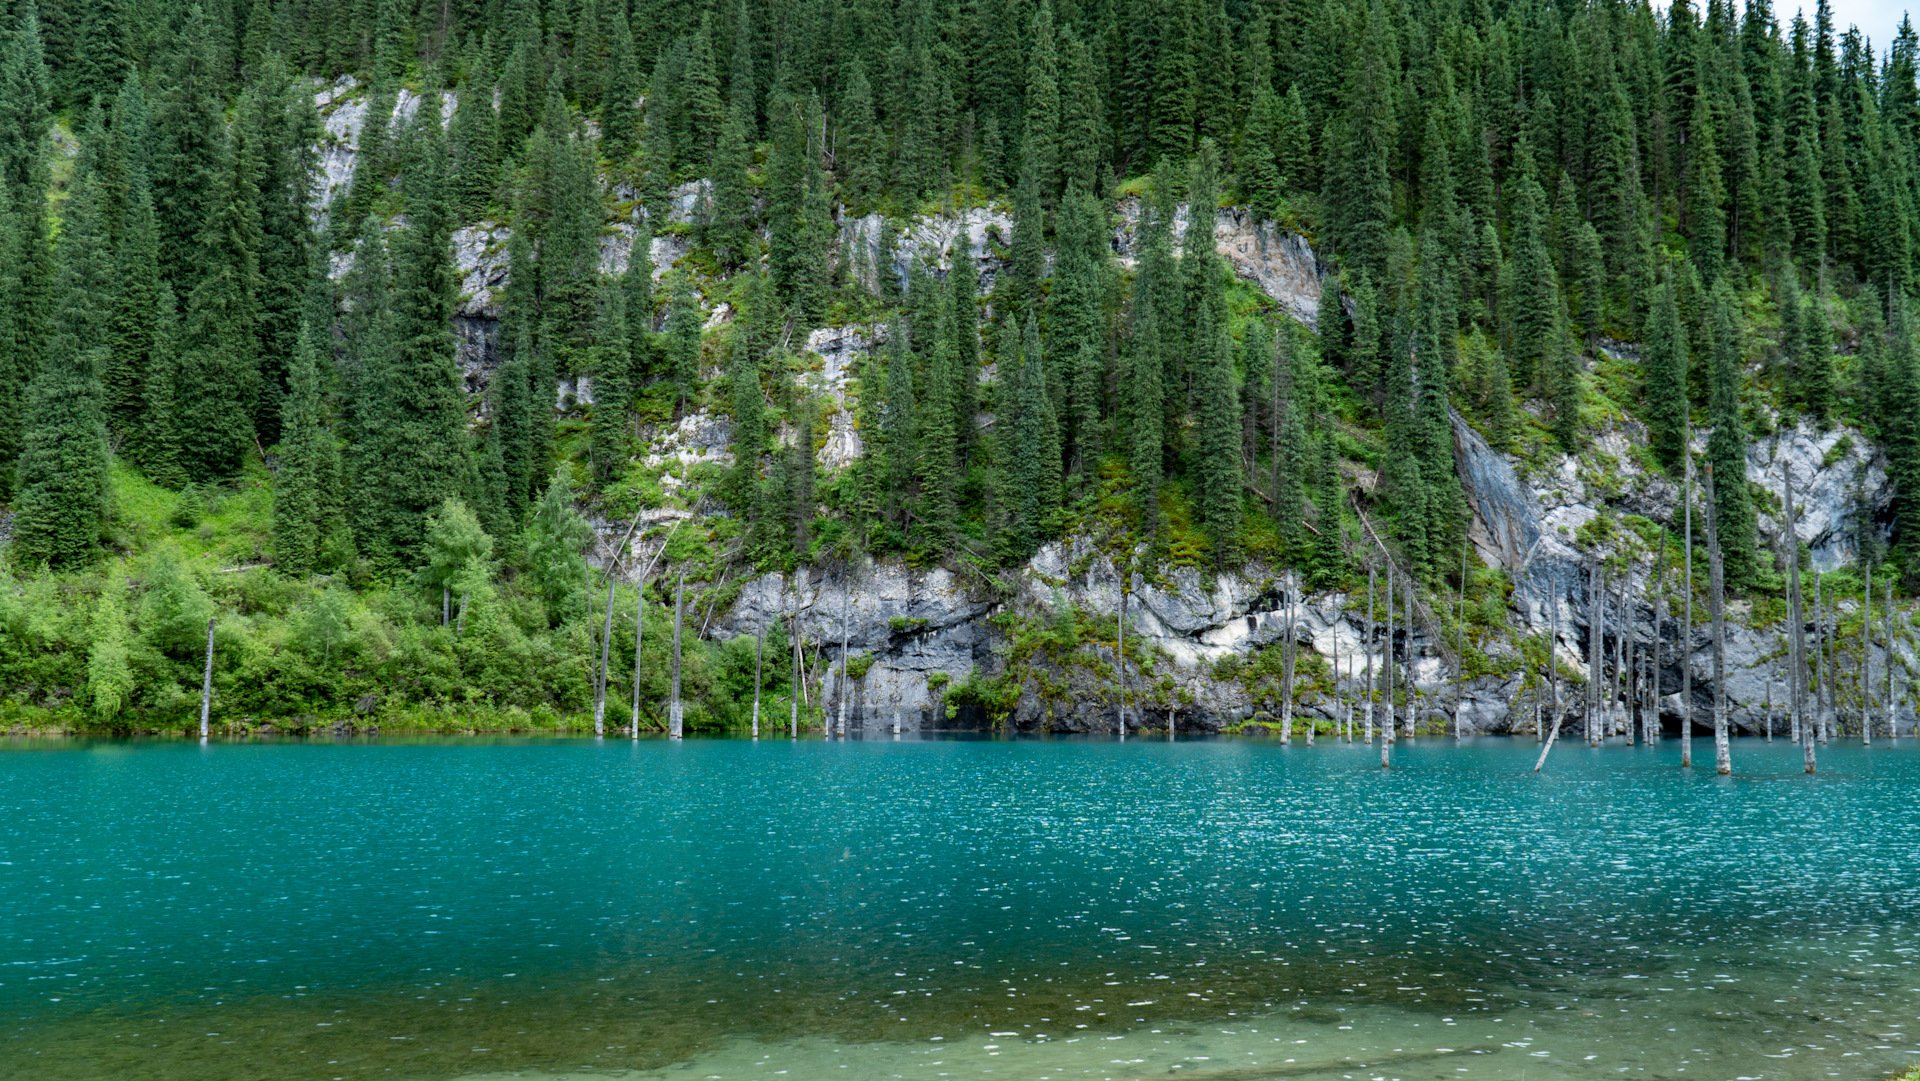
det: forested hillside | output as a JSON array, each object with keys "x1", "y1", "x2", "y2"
[{"x1": 2, "y1": 0, "x2": 1917, "y2": 734}]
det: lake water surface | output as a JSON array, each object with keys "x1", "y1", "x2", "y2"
[{"x1": 2, "y1": 736, "x2": 1918, "y2": 1080}]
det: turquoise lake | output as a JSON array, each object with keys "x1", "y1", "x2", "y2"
[{"x1": 2, "y1": 736, "x2": 1918, "y2": 1080}]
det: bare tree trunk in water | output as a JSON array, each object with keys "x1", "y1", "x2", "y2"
[
  {"x1": 1653, "y1": 530, "x2": 1668, "y2": 744},
  {"x1": 1797, "y1": 572, "x2": 1812, "y2": 775},
  {"x1": 836, "y1": 593, "x2": 851, "y2": 738},
  {"x1": 1333, "y1": 617, "x2": 1345, "y2": 741},
  {"x1": 752, "y1": 628, "x2": 764, "y2": 739},
  {"x1": 593, "y1": 575, "x2": 618, "y2": 738},
  {"x1": 1535, "y1": 588, "x2": 1565, "y2": 772},
  {"x1": 790, "y1": 606, "x2": 801, "y2": 738},
  {"x1": 1813, "y1": 573, "x2": 1825, "y2": 743},
  {"x1": 1282, "y1": 573, "x2": 1297, "y2": 744},
  {"x1": 1625, "y1": 580, "x2": 1638, "y2": 747},
  {"x1": 1613, "y1": 582, "x2": 1627, "y2": 740},
  {"x1": 1682, "y1": 449, "x2": 1695, "y2": 769},
  {"x1": 1825, "y1": 585, "x2": 1839, "y2": 743},
  {"x1": 199, "y1": 618, "x2": 215, "y2": 743},
  {"x1": 1383, "y1": 569, "x2": 1395, "y2": 768},
  {"x1": 1116, "y1": 580, "x2": 1128, "y2": 739},
  {"x1": 1703, "y1": 464, "x2": 1732, "y2": 776},
  {"x1": 1887, "y1": 578, "x2": 1897, "y2": 739},
  {"x1": 669, "y1": 573, "x2": 685, "y2": 740},
  {"x1": 1405, "y1": 579, "x2": 1416, "y2": 739},
  {"x1": 1455, "y1": 541, "x2": 1470, "y2": 740},
  {"x1": 1587, "y1": 558, "x2": 1603, "y2": 747},
  {"x1": 1765, "y1": 664, "x2": 1774, "y2": 742},
  {"x1": 631, "y1": 584, "x2": 645, "y2": 738},
  {"x1": 1863, "y1": 576, "x2": 1873, "y2": 746},
  {"x1": 1785, "y1": 480, "x2": 1806, "y2": 748},
  {"x1": 1364, "y1": 565, "x2": 1377, "y2": 744}
]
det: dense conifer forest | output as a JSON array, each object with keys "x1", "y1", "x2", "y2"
[{"x1": 1, "y1": 0, "x2": 1916, "y2": 733}]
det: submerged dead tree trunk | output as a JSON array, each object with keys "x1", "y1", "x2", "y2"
[
  {"x1": 1535, "y1": 586, "x2": 1565, "y2": 772},
  {"x1": 631, "y1": 586, "x2": 645, "y2": 738},
  {"x1": 1282, "y1": 573, "x2": 1297, "y2": 744},
  {"x1": 1653, "y1": 530, "x2": 1669, "y2": 744},
  {"x1": 1333, "y1": 615, "x2": 1346, "y2": 741},
  {"x1": 1626, "y1": 576, "x2": 1639, "y2": 745},
  {"x1": 1456, "y1": 540, "x2": 1469, "y2": 741},
  {"x1": 1863, "y1": 575, "x2": 1873, "y2": 746},
  {"x1": 1785, "y1": 479, "x2": 1807, "y2": 748},
  {"x1": 1887, "y1": 578, "x2": 1897, "y2": 739},
  {"x1": 836, "y1": 593, "x2": 851, "y2": 738},
  {"x1": 1588, "y1": 557, "x2": 1604, "y2": 747},
  {"x1": 1703, "y1": 464, "x2": 1732, "y2": 776},
  {"x1": 1682, "y1": 451, "x2": 1695, "y2": 769},
  {"x1": 1813, "y1": 573, "x2": 1826, "y2": 744},
  {"x1": 1614, "y1": 582, "x2": 1628, "y2": 741},
  {"x1": 669, "y1": 572, "x2": 686, "y2": 740},
  {"x1": 752, "y1": 628, "x2": 764, "y2": 739},
  {"x1": 790, "y1": 605, "x2": 802, "y2": 738},
  {"x1": 593, "y1": 575, "x2": 618, "y2": 738},
  {"x1": 1404, "y1": 578, "x2": 1416, "y2": 738},
  {"x1": 1117, "y1": 579, "x2": 1128, "y2": 739},
  {"x1": 1824, "y1": 582, "x2": 1839, "y2": 743},
  {"x1": 1383, "y1": 568, "x2": 1395, "y2": 768},
  {"x1": 1364, "y1": 565, "x2": 1377, "y2": 744},
  {"x1": 199, "y1": 617, "x2": 215, "y2": 743}
]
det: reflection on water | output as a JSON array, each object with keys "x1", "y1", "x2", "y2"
[{"x1": 1, "y1": 737, "x2": 1917, "y2": 1079}]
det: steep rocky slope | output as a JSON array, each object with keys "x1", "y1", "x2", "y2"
[{"x1": 320, "y1": 82, "x2": 1908, "y2": 739}]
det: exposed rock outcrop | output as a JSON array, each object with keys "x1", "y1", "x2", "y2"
[{"x1": 307, "y1": 78, "x2": 1908, "y2": 742}]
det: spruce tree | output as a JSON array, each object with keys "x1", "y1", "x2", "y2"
[
  {"x1": 175, "y1": 124, "x2": 261, "y2": 481},
  {"x1": 104, "y1": 75, "x2": 167, "y2": 446},
  {"x1": 707, "y1": 105, "x2": 753, "y2": 268},
  {"x1": 946, "y1": 248, "x2": 980, "y2": 461},
  {"x1": 149, "y1": 4, "x2": 229, "y2": 297},
  {"x1": 837, "y1": 60, "x2": 881, "y2": 207},
  {"x1": 447, "y1": 75, "x2": 500, "y2": 217},
  {"x1": 662, "y1": 271, "x2": 702, "y2": 410},
  {"x1": 0, "y1": 2, "x2": 50, "y2": 198},
  {"x1": 362, "y1": 113, "x2": 466, "y2": 569},
  {"x1": 766, "y1": 92, "x2": 829, "y2": 321},
  {"x1": 273, "y1": 321, "x2": 333, "y2": 575},
  {"x1": 601, "y1": 3, "x2": 640, "y2": 159},
  {"x1": 1505, "y1": 161, "x2": 1560, "y2": 391},
  {"x1": 1548, "y1": 300, "x2": 1582, "y2": 452},
  {"x1": 1000, "y1": 316, "x2": 1063, "y2": 558},
  {"x1": 1058, "y1": 29, "x2": 1105, "y2": 195},
  {"x1": 724, "y1": 330, "x2": 765, "y2": 516},
  {"x1": 589, "y1": 280, "x2": 632, "y2": 484},
  {"x1": 1327, "y1": 0, "x2": 1395, "y2": 276},
  {"x1": 1706, "y1": 282, "x2": 1758, "y2": 588},
  {"x1": 914, "y1": 298, "x2": 960, "y2": 558},
  {"x1": 1796, "y1": 284, "x2": 1834, "y2": 424},
  {"x1": 1643, "y1": 275, "x2": 1691, "y2": 471},
  {"x1": 242, "y1": 64, "x2": 319, "y2": 445},
  {"x1": 537, "y1": 124, "x2": 603, "y2": 376},
  {"x1": 1192, "y1": 268, "x2": 1242, "y2": 567},
  {"x1": 1240, "y1": 87, "x2": 1285, "y2": 216},
  {"x1": 1051, "y1": 186, "x2": 1108, "y2": 478},
  {"x1": 1020, "y1": 0, "x2": 1061, "y2": 204},
  {"x1": 11, "y1": 159, "x2": 110, "y2": 567},
  {"x1": 879, "y1": 322, "x2": 919, "y2": 532}
]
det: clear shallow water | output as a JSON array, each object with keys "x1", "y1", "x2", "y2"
[{"x1": 2, "y1": 737, "x2": 1918, "y2": 1081}]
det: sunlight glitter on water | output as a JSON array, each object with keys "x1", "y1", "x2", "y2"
[{"x1": 3, "y1": 737, "x2": 1920, "y2": 1080}]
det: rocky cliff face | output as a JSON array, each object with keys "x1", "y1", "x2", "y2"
[
  {"x1": 703, "y1": 402, "x2": 1905, "y2": 738},
  {"x1": 310, "y1": 80, "x2": 1910, "y2": 739}
]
